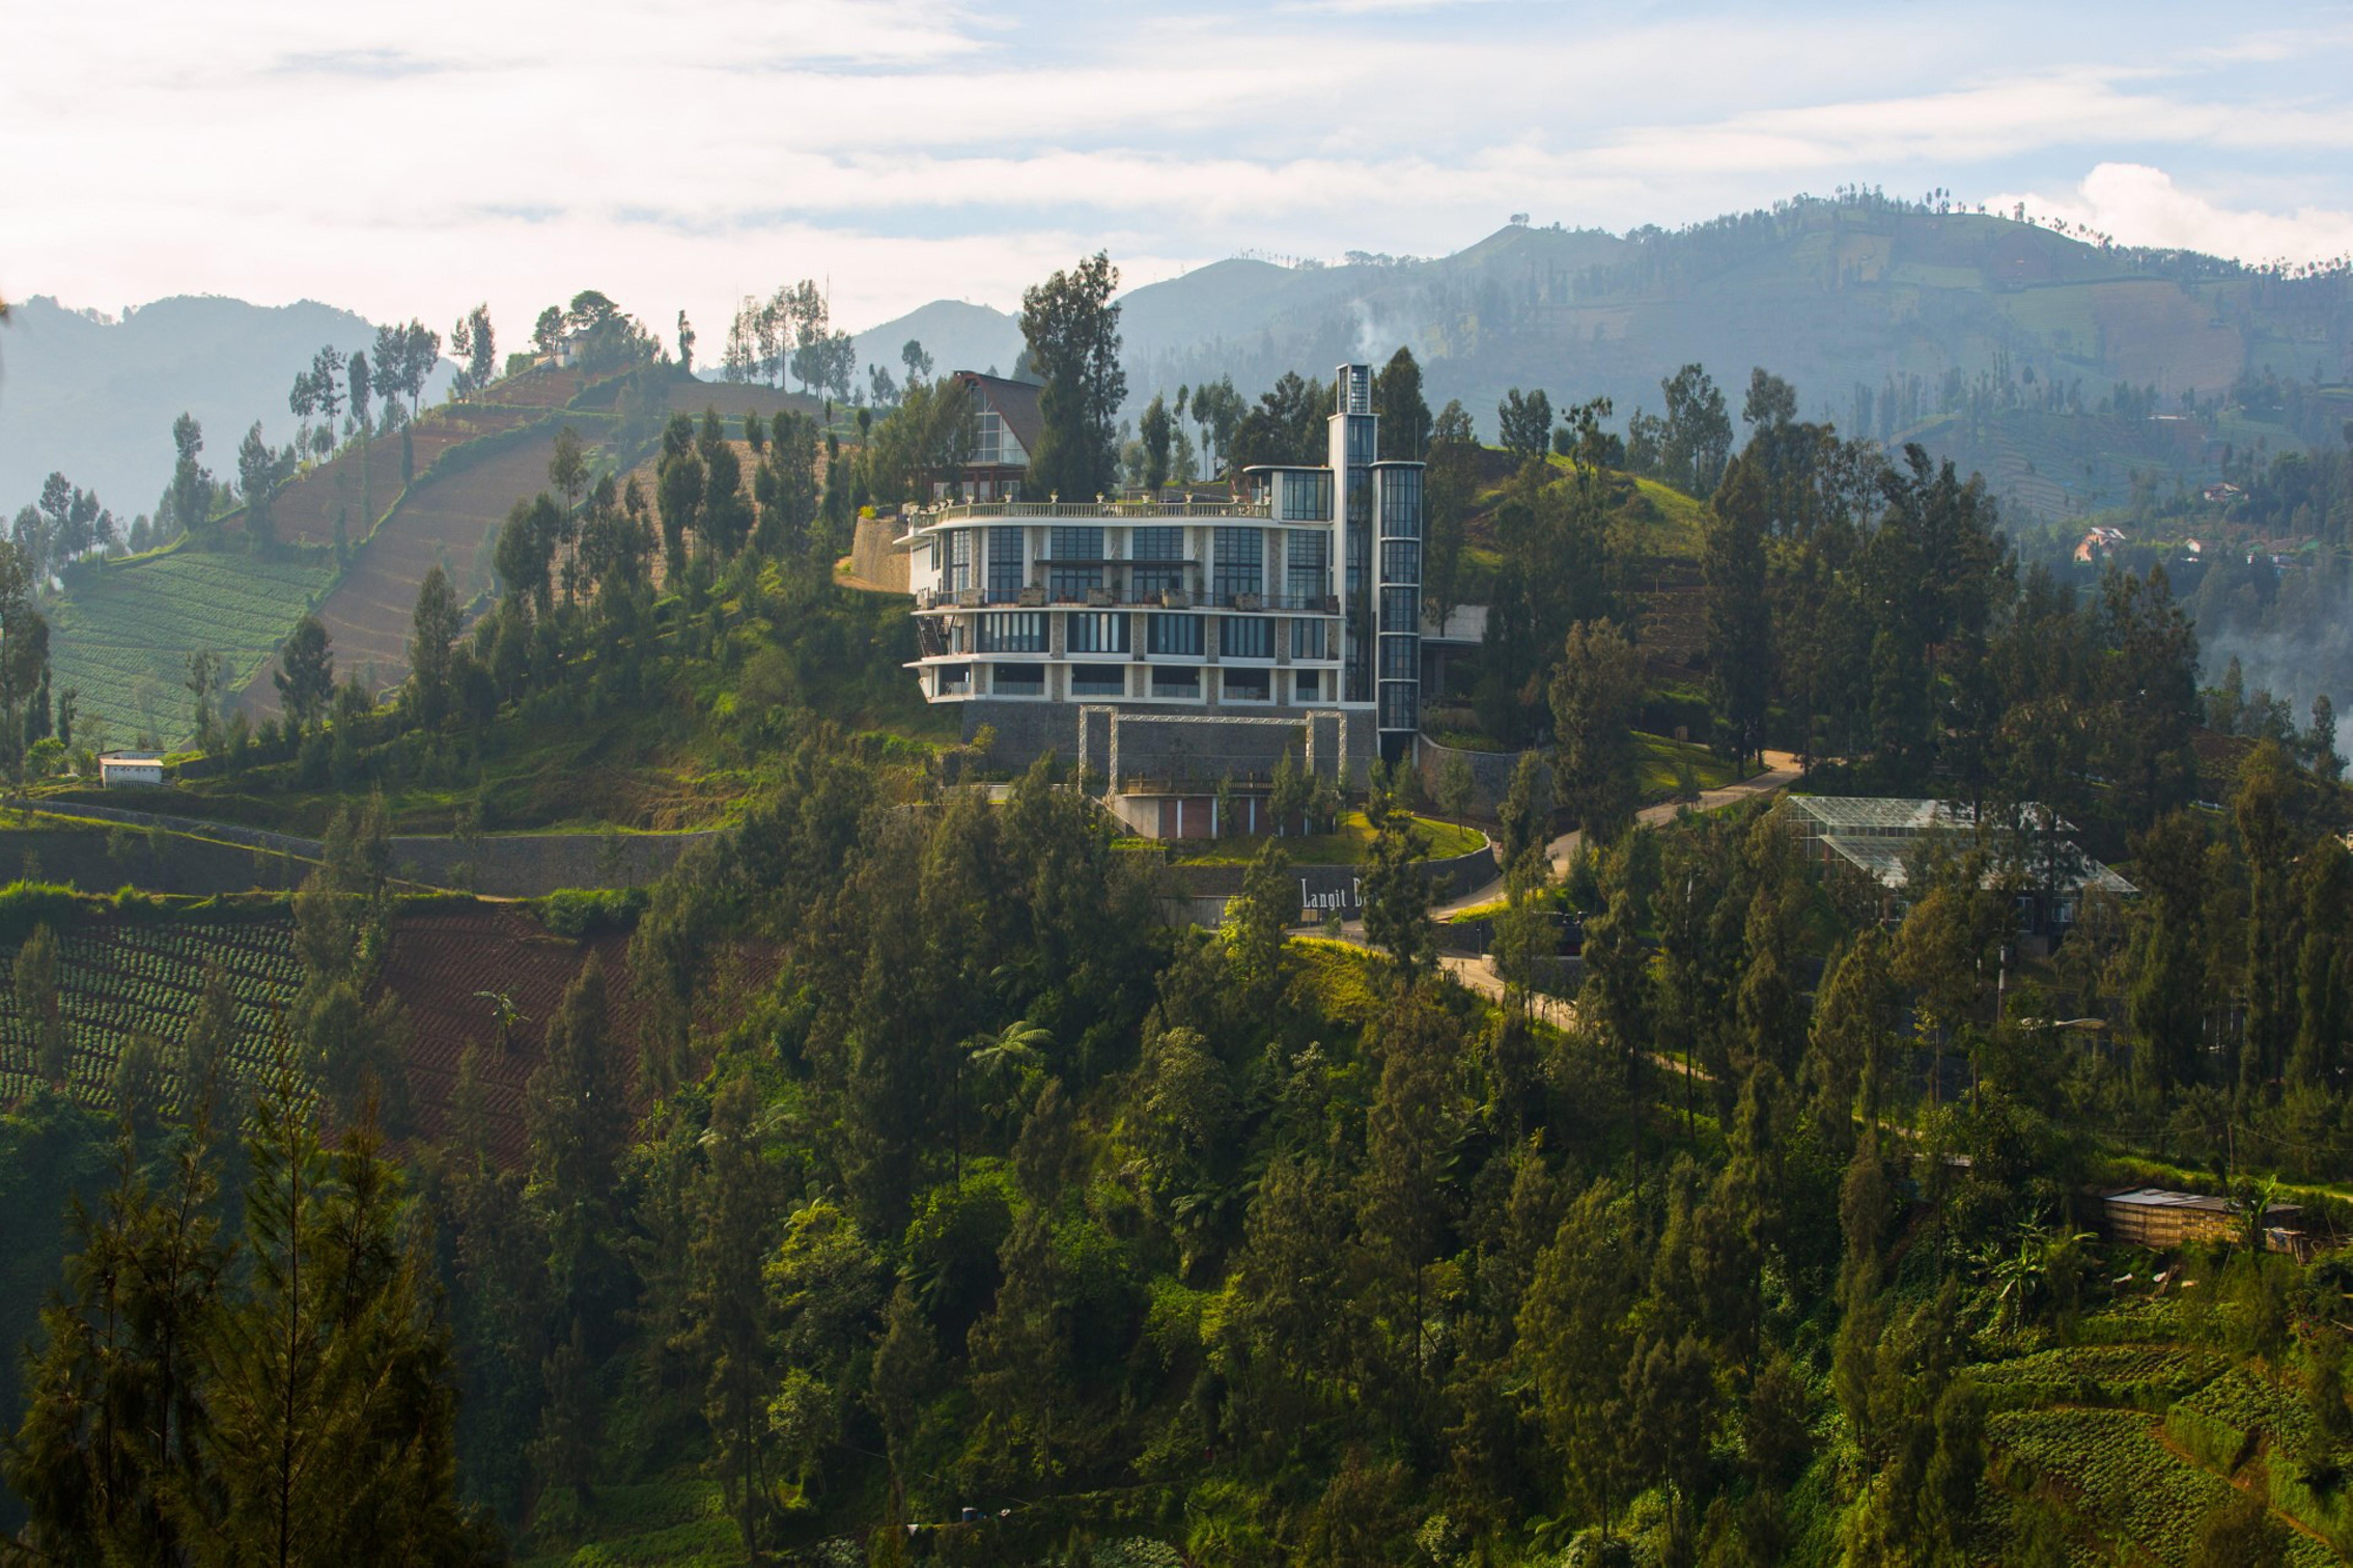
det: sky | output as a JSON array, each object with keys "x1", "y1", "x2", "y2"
[{"x1": 9, "y1": 0, "x2": 2353, "y2": 350}]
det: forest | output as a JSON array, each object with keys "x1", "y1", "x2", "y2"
[{"x1": 9, "y1": 258, "x2": 2353, "y2": 1567}]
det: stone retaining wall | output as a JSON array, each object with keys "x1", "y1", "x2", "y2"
[
  {"x1": 1413, "y1": 735, "x2": 1536, "y2": 821},
  {"x1": 389, "y1": 831, "x2": 718, "y2": 897},
  {"x1": 847, "y1": 514, "x2": 911, "y2": 592}
]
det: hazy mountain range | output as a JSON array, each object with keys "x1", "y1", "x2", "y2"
[{"x1": 10, "y1": 196, "x2": 2351, "y2": 526}]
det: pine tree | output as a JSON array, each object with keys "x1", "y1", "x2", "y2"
[
  {"x1": 16, "y1": 920, "x2": 66, "y2": 1087},
  {"x1": 1360, "y1": 812, "x2": 1434, "y2": 982},
  {"x1": 4, "y1": 1131, "x2": 228, "y2": 1563},
  {"x1": 691, "y1": 1069, "x2": 783, "y2": 1555},
  {"x1": 526, "y1": 954, "x2": 632, "y2": 1375},
  {"x1": 1358, "y1": 987, "x2": 1462, "y2": 1420}
]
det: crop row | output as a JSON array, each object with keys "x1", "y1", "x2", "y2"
[
  {"x1": 1972, "y1": 1343, "x2": 2229, "y2": 1409},
  {"x1": 2172, "y1": 1366, "x2": 2322, "y2": 1458},
  {"x1": 53, "y1": 554, "x2": 339, "y2": 745},
  {"x1": 0, "y1": 923, "x2": 309, "y2": 1100},
  {"x1": 1987, "y1": 1408, "x2": 2320, "y2": 1568}
]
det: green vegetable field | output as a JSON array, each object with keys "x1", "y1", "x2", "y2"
[
  {"x1": 0, "y1": 917, "x2": 304, "y2": 1104},
  {"x1": 49, "y1": 550, "x2": 336, "y2": 750}
]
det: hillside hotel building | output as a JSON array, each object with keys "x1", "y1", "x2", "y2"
[{"x1": 900, "y1": 364, "x2": 1423, "y2": 789}]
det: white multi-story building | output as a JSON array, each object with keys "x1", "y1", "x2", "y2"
[{"x1": 901, "y1": 363, "x2": 1422, "y2": 788}]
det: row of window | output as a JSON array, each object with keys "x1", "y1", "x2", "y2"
[
  {"x1": 968, "y1": 611, "x2": 1334, "y2": 660},
  {"x1": 937, "y1": 523, "x2": 1362, "y2": 592},
  {"x1": 950, "y1": 665, "x2": 1330, "y2": 702}
]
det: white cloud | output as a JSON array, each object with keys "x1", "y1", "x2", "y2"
[
  {"x1": 3, "y1": 0, "x2": 2352, "y2": 352},
  {"x1": 1989, "y1": 163, "x2": 2353, "y2": 266}
]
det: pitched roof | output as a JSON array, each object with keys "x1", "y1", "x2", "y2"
[{"x1": 952, "y1": 371, "x2": 1044, "y2": 458}]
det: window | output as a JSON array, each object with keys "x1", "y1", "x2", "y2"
[
  {"x1": 1049, "y1": 525, "x2": 1103, "y2": 561},
  {"x1": 1070, "y1": 664, "x2": 1126, "y2": 696},
  {"x1": 936, "y1": 663, "x2": 971, "y2": 695},
  {"x1": 987, "y1": 527, "x2": 1023, "y2": 596},
  {"x1": 993, "y1": 663, "x2": 1044, "y2": 695},
  {"x1": 945, "y1": 529, "x2": 972, "y2": 592},
  {"x1": 976, "y1": 409, "x2": 1005, "y2": 465},
  {"x1": 976, "y1": 612, "x2": 1045, "y2": 653},
  {"x1": 1291, "y1": 618, "x2": 1328, "y2": 660},
  {"x1": 1150, "y1": 667, "x2": 1200, "y2": 698},
  {"x1": 1221, "y1": 617, "x2": 1273, "y2": 659},
  {"x1": 1047, "y1": 562, "x2": 1101, "y2": 600},
  {"x1": 1380, "y1": 587, "x2": 1419, "y2": 634},
  {"x1": 1222, "y1": 668, "x2": 1271, "y2": 702},
  {"x1": 1379, "y1": 540, "x2": 1421, "y2": 584},
  {"x1": 1131, "y1": 563, "x2": 1184, "y2": 598},
  {"x1": 1279, "y1": 471, "x2": 1332, "y2": 521},
  {"x1": 1212, "y1": 527, "x2": 1263, "y2": 603},
  {"x1": 1345, "y1": 417, "x2": 1375, "y2": 466},
  {"x1": 1379, "y1": 683, "x2": 1416, "y2": 730},
  {"x1": 1130, "y1": 526, "x2": 1186, "y2": 597},
  {"x1": 1380, "y1": 467, "x2": 1422, "y2": 536},
  {"x1": 1346, "y1": 473, "x2": 1371, "y2": 527},
  {"x1": 1066, "y1": 612, "x2": 1129, "y2": 654},
  {"x1": 1345, "y1": 522, "x2": 1367, "y2": 595},
  {"x1": 1291, "y1": 669, "x2": 1320, "y2": 701},
  {"x1": 1147, "y1": 614, "x2": 1204, "y2": 656},
  {"x1": 1381, "y1": 634, "x2": 1418, "y2": 680},
  {"x1": 1286, "y1": 530, "x2": 1329, "y2": 604}
]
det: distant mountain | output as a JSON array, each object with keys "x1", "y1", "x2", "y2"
[
  {"x1": 1095, "y1": 202, "x2": 2348, "y2": 522},
  {"x1": 846, "y1": 299, "x2": 1023, "y2": 389},
  {"x1": 1109, "y1": 206, "x2": 2342, "y2": 425},
  {"x1": 0, "y1": 294, "x2": 449, "y2": 523}
]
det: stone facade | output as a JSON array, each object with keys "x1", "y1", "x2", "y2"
[{"x1": 963, "y1": 698, "x2": 1378, "y2": 784}]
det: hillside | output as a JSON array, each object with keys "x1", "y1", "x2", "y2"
[
  {"x1": 297, "y1": 412, "x2": 596, "y2": 691},
  {"x1": 0, "y1": 293, "x2": 450, "y2": 518},
  {"x1": 49, "y1": 549, "x2": 339, "y2": 748},
  {"x1": 1112, "y1": 203, "x2": 2352, "y2": 439}
]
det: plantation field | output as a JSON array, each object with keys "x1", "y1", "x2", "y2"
[
  {"x1": 1973, "y1": 1342, "x2": 2229, "y2": 1411},
  {"x1": 280, "y1": 422, "x2": 573, "y2": 697},
  {"x1": 264, "y1": 403, "x2": 541, "y2": 550},
  {"x1": 50, "y1": 550, "x2": 340, "y2": 749},
  {"x1": 1989, "y1": 1405, "x2": 2338, "y2": 1567},
  {"x1": 0, "y1": 901, "x2": 782, "y2": 1162},
  {"x1": 0, "y1": 916, "x2": 304, "y2": 1105}
]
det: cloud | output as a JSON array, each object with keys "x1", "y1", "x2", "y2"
[
  {"x1": 1988, "y1": 163, "x2": 2353, "y2": 266},
  {"x1": 271, "y1": 47, "x2": 455, "y2": 79},
  {"x1": 4, "y1": 0, "x2": 2353, "y2": 355}
]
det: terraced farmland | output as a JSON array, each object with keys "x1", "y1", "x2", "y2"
[
  {"x1": 260, "y1": 416, "x2": 591, "y2": 701},
  {"x1": 0, "y1": 902, "x2": 778, "y2": 1161},
  {"x1": 0, "y1": 918, "x2": 304, "y2": 1105},
  {"x1": 262, "y1": 404, "x2": 538, "y2": 550},
  {"x1": 50, "y1": 549, "x2": 339, "y2": 748}
]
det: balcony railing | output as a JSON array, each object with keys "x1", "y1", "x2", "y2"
[
  {"x1": 918, "y1": 497, "x2": 1272, "y2": 524},
  {"x1": 914, "y1": 586, "x2": 1341, "y2": 614}
]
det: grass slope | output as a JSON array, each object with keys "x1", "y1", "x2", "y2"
[
  {"x1": 1164, "y1": 810, "x2": 1486, "y2": 866},
  {"x1": 49, "y1": 549, "x2": 338, "y2": 749}
]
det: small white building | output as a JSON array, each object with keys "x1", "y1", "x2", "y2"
[{"x1": 97, "y1": 752, "x2": 166, "y2": 788}]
